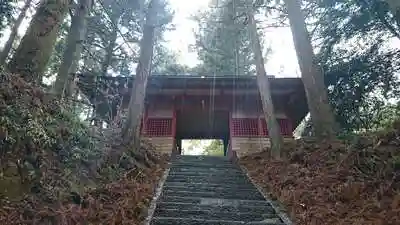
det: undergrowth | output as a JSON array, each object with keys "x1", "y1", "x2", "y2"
[
  {"x1": 0, "y1": 73, "x2": 103, "y2": 198},
  {"x1": 0, "y1": 72, "x2": 167, "y2": 224},
  {"x1": 241, "y1": 120, "x2": 400, "y2": 225}
]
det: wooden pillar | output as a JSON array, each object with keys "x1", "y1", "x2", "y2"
[
  {"x1": 177, "y1": 138, "x2": 182, "y2": 154},
  {"x1": 287, "y1": 118, "x2": 293, "y2": 137},
  {"x1": 223, "y1": 138, "x2": 229, "y2": 156},
  {"x1": 228, "y1": 111, "x2": 233, "y2": 157},
  {"x1": 172, "y1": 96, "x2": 177, "y2": 154},
  {"x1": 172, "y1": 97, "x2": 177, "y2": 138},
  {"x1": 229, "y1": 111, "x2": 233, "y2": 139}
]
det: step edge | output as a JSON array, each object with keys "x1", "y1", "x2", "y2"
[{"x1": 151, "y1": 216, "x2": 285, "y2": 225}]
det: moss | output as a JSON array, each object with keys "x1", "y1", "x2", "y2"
[{"x1": 0, "y1": 72, "x2": 98, "y2": 198}]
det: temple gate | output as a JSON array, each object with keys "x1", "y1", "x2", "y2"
[{"x1": 78, "y1": 75, "x2": 308, "y2": 157}]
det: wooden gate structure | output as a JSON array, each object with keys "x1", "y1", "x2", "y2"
[{"x1": 78, "y1": 75, "x2": 308, "y2": 157}]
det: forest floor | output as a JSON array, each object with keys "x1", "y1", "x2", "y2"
[
  {"x1": 241, "y1": 126, "x2": 400, "y2": 225},
  {"x1": 0, "y1": 72, "x2": 169, "y2": 225}
]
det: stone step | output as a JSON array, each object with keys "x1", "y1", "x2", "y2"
[
  {"x1": 155, "y1": 202, "x2": 275, "y2": 214},
  {"x1": 150, "y1": 217, "x2": 285, "y2": 225},
  {"x1": 163, "y1": 182, "x2": 258, "y2": 191},
  {"x1": 168, "y1": 170, "x2": 244, "y2": 177},
  {"x1": 169, "y1": 167, "x2": 242, "y2": 173},
  {"x1": 172, "y1": 157, "x2": 232, "y2": 163},
  {"x1": 163, "y1": 184, "x2": 258, "y2": 193},
  {"x1": 166, "y1": 174, "x2": 248, "y2": 180},
  {"x1": 162, "y1": 190, "x2": 265, "y2": 200},
  {"x1": 158, "y1": 196, "x2": 271, "y2": 206},
  {"x1": 154, "y1": 208, "x2": 280, "y2": 222},
  {"x1": 171, "y1": 163, "x2": 237, "y2": 169},
  {"x1": 149, "y1": 155, "x2": 290, "y2": 225},
  {"x1": 172, "y1": 159, "x2": 232, "y2": 164},
  {"x1": 165, "y1": 176, "x2": 251, "y2": 184},
  {"x1": 173, "y1": 156, "x2": 231, "y2": 162}
]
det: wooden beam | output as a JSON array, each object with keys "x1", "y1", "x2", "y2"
[{"x1": 146, "y1": 88, "x2": 297, "y2": 96}]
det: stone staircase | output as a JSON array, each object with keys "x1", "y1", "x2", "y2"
[{"x1": 148, "y1": 155, "x2": 289, "y2": 225}]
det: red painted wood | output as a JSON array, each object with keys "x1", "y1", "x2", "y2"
[
  {"x1": 143, "y1": 118, "x2": 173, "y2": 137},
  {"x1": 228, "y1": 118, "x2": 293, "y2": 137},
  {"x1": 229, "y1": 111, "x2": 233, "y2": 140},
  {"x1": 231, "y1": 118, "x2": 259, "y2": 137},
  {"x1": 260, "y1": 118, "x2": 292, "y2": 136},
  {"x1": 173, "y1": 95, "x2": 232, "y2": 111},
  {"x1": 142, "y1": 94, "x2": 294, "y2": 138}
]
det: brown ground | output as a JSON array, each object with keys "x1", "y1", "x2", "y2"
[
  {"x1": 0, "y1": 158, "x2": 168, "y2": 225},
  {"x1": 0, "y1": 72, "x2": 169, "y2": 225},
  {"x1": 241, "y1": 126, "x2": 400, "y2": 225}
]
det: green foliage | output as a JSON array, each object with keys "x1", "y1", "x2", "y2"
[
  {"x1": 369, "y1": 102, "x2": 400, "y2": 130},
  {"x1": 81, "y1": 0, "x2": 174, "y2": 76},
  {"x1": 152, "y1": 44, "x2": 193, "y2": 75},
  {"x1": 306, "y1": 0, "x2": 400, "y2": 132},
  {"x1": 323, "y1": 42, "x2": 400, "y2": 132},
  {"x1": 204, "y1": 139, "x2": 224, "y2": 156},
  {"x1": 0, "y1": 0, "x2": 14, "y2": 36},
  {"x1": 193, "y1": 0, "x2": 256, "y2": 75},
  {"x1": 183, "y1": 139, "x2": 224, "y2": 156},
  {"x1": 0, "y1": 73, "x2": 101, "y2": 198},
  {"x1": 271, "y1": 0, "x2": 400, "y2": 134},
  {"x1": 44, "y1": 19, "x2": 70, "y2": 77}
]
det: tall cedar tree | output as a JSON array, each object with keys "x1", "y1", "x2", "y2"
[
  {"x1": 248, "y1": 11, "x2": 283, "y2": 158},
  {"x1": 122, "y1": 0, "x2": 158, "y2": 148},
  {"x1": 0, "y1": 0, "x2": 33, "y2": 65},
  {"x1": 283, "y1": 0, "x2": 337, "y2": 139},
  {"x1": 53, "y1": 0, "x2": 92, "y2": 98},
  {"x1": 386, "y1": 0, "x2": 400, "y2": 27},
  {"x1": 8, "y1": 0, "x2": 70, "y2": 82}
]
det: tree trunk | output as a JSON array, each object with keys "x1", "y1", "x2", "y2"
[
  {"x1": 101, "y1": 24, "x2": 118, "y2": 76},
  {"x1": 386, "y1": 0, "x2": 400, "y2": 27},
  {"x1": 53, "y1": 0, "x2": 92, "y2": 98},
  {"x1": 0, "y1": 0, "x2": 33, "y2": 65},
  {"x1": 122, "y1": 0, "x2": 158, "y2": 149},
  {"x1": 283, "y1": 0, "x2": 337, "y2": 139},
  {"x1": 247, "y1": 12, "x2": 283, "y2": 158},
  {"x1": 7, "y1": 0, "x2": 70, "y2": 83}
]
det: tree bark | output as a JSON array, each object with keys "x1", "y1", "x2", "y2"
[
  {"x1": 283, "y1": 0, "x2": 337, "y2": 139},
  {"x1": 7, "y1": 0, "x2": 70, "y2": 83},
  {"x1": 0, "y1": 0, "x2": 33, "y2": 65},
  {"x1": 53, "y1": 0, "x2": 92, "y2": 98},
  {"x1": 386, "y1": 0, "x2": 400, "y2": 27},
  {"x1": 247, "y1": 12, "x2": 283, "y2": 158},
  {"x1": 122, "y1": 0, "x2": 158, "y2": 149},
  {"x1": 101, "y1": 15, "x2": 119, "y2": 76}
]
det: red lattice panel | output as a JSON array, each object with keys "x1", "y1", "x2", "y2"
[
  {"x1": 261, "y1": 118, "x2": 292, "y2": 136},
  {"x1": 231, "y1": 118, "x2": 259, "y2": 137},
  {"x1": 279, "y1": 119, "x2": 292, "y2": 136},
  {"x1": 261, "y1": 119, "x2": 268, "y2": 136},
  {"x1": 144, "y1": 118, "x2": 172, "y2": 136}
]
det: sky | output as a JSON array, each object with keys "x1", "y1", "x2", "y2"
[
  {"x1": 1, "y1": 0, "x2": 300, "y2": 78},
  {"x1": 164, "y1": 0, "x2": 301, "y2": 77},
  {"x1": 1, "y1": 0, "x2": 397, "y2": 79}
]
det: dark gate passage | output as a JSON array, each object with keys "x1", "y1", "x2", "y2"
[
  {"x1": 78, "y1": 75, "x2": 308, "y2": 157},
  {"x1": 175, "y1": 110, "x2": 230, "y2": 155}
]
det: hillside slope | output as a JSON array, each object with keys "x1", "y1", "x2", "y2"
[
  {"x1": 241, "y1": 125, "x2": 400, "y2": 225},
  {"x1": 0, "y1": 73, "x2": 168, "y2": 224}
]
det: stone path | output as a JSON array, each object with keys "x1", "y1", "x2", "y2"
[{"x1": 148, "y1": 155, "x2": 290, "y2": 225}]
